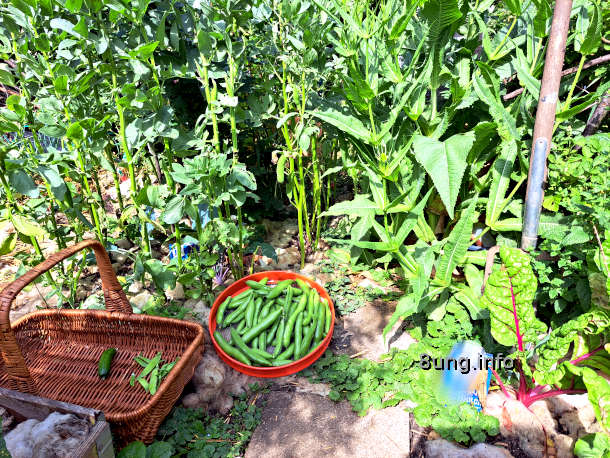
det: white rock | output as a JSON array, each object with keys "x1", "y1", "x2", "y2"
[
  {"x1": 165, "y1": 282, "x2": 185, "y2": 301},
  {"x1": 389, "y1": 331, "x2": 417, "y2": 352},
  {"x1": 128, "y1": 281, "x2": 144, "y2": 294},
  {"x1": 276, "y1": 247, "x2": 300, "y2": 266},
  {"x1": 184, "y1": 299, "x2": 208, "y2": 322},
  {"x1": 547, "y1": 393, "x2": 594, "y2": 416},
  {"x1": 425, "y1": 439, "x2": 513, "y2": 458},
  {"x1": 357, "y1": 277, "x2": 387, "y2": 292},
  {"x1": 485, "y1": 393, "x2": 546, "y2": 457},
  {"x1": 130, "y1": 291, "x2": 153, "y2": 309},
  {"x1": 110, "y1": 251, "x2": 128, "y2": 265}
]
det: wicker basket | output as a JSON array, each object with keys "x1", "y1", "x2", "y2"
[{"x1": 0, "y1": 240, "x2": 204, "y2": 445}]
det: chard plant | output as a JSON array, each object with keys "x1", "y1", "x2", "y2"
[{"x1": 482, "y1": 246, "x2": 610, "y2": 431}]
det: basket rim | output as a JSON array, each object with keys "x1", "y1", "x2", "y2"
[{"x1": 9, "y1": 309, "x2": 205, "y2": 423}]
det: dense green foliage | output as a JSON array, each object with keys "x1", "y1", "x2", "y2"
[
  {"x1": 306, "y1": 298, "x2": 500, "y2": 444},
  {"x1": 119, "y1": 390, "x2": 264, "y2": 457},
  {"x1": 1, "y1": 0, "x2": 609, "y2": 452}
]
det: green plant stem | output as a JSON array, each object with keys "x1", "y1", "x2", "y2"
[
  {"x1": 490, "y1": 15, "x2": 518, "y2": 60},
  {"x1": 311, "y1": 136, "x2": 321, "y2": 250},
  {"x1": 105, "y1": 145, "x2": 125, "y2": 213},
  {"x1": 227, "y1": 55, "x2": 244, "y2": 278},
  {"x1": 75, "y1": 142, "x2": 104, "y2": 243},
  {"x1": 563, "y1": 54, "x2": 586, "y2": 112},
  {"x1": 196, "y1": 55, "x2": 237, "y2": 275}
]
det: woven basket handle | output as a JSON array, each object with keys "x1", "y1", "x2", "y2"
[{"x1": 0, "y1": 239, "x2": 132, "y2": 393}]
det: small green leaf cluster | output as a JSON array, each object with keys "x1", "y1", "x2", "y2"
[
  {"x1": 119, "y1": 389, "x2": 264, "y2": 458},
  {"x1": 306, "y1": 301, "x2": 499, "y2": 444}
]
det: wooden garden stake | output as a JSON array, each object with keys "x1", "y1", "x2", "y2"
[{"x1": 521, "y1": 0, "x2": 573, "y2": 251}]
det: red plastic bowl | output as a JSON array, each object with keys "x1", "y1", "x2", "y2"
[{"x1": 209, "y1": 271, "x2": 335, "y2": 377}]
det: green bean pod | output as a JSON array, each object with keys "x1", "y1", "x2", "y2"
[
  {"x1": 214, "y1": 331, "x2": 251, "y2": 365},
  {"x1": 282, "y1": 296, "x2": 307, "y2": 347},
  {"x1": 277, "y1": 342, "x2": 295, "y2": 360},
  {"x1": 300, "y1": 323, "x2": 316, "y2": 359},
  {"x1": 280, "y1": 284, "x2": 292, "y2": 314},
  {"x1": 267, "y1": 280, "x2": 293, "y2": 299},
  {"x1": 289, "y1": 286, "x2": 303, "y2": 296},
  {"x1": 273, "y1": 318, "x2": 285, "y2": 356},
  {"x1": 230, "y1": 329, "x2": 271, "y2": 366},
  {"x1": 242, "y1": 308, "x2": 283, "y2": 344},
  {"x1": 245, "y1": 296, "x2": 257, "y2": 328},
  {"x1": 314, "y1": 298, "x2": 326, "y2": 341},
  {"x1": 246, "y1": 280, "x2": 267, "y2": 290},
  {"x1": 248, "y1": 346, "x2": 274, "y2": 360},
  {"x1": 224, "y1": 307, "x2": 244, "y2": 326},
  {"x1": 272, "y1": 359, "x2": 294, "y2": 366},
  {"x1": 266, "y1": 313, "x2": 281, "y2": 345},
  {"x1": 323, "y1": 298, "x2": 331, "y2": 334},
  {"x1": 236, "y1": 319, "x2": 246, "y2": 333},
  {"x1": 258, "y1": 303, "x2": 272, "y2": 347},
  {"x1": 216, "y1": 296, "x2": 232, "y2": 327},
  {"x1": 294, "y1": 313, "x2": 303, "y2": 359},
  {"x1": 305, "y1": 288, "x2": 316, "y2": 325},
  {"x1": 295, "y1": 279, "x2": 311, "y2": 292},
  {"x1": 233, "y1": 289, "x2": 254, "y2": 302}
]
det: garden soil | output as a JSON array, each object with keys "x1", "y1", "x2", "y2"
[{"x1": 244, "y1": 391, "x2": 410, "y2": 458}]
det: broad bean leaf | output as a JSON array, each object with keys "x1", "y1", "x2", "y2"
[
  {"x1": 144, "y1": 259, "x2": 176, "y2": 292},
  {"x1": 10, "y1": 213, "x2": 47, "y2": 238},
  {"x1": 575, "y1": 1, "x2": 602, "y2": 56},
  {"x1": 480, "y1": 247, "x2": 546, "y2": 348},
  {"x1": 308, "y1": 100, "x2": 371, "y2": 143},
  {"x1": 9, "y1": 170, "x2": 39, "y2": 198}
]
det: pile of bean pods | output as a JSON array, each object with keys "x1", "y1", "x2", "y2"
[{"x1": 213, "y1": 277, "x2": 331, "y2": 367}]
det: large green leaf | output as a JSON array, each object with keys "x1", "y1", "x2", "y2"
[
  {"x1": 321, "y1": 195, "x2": 378, "y2": 217},
  {"x1": 0, "y1": 232, "x2": 16, "y2": 255},
  {"x1": 9, "y1": 170, "x2": 39, "y2": 198},
  {"x1": 480, "y1": 247, "x2": 546, "y2": 348},
  {"x1": 162, "y1": 196, "x2": 185, "y2": 225},
  {"x1": 420, "y1": 0, "x2": 462, "y2": 41},
  {"x1": 575, "y1": 1, "x2": 602, "y2": 56},
  {"x1": 574, "y1": 433, "x2": 610, "y2": 458},
  {"x1": 144, "y1": 259, "x2": 176, "y2": 292},
  {"x1": 412, "y1": 132, "x2": 474, "y2": 219},
  {"x1": 434, "y1": 197, "x2": 478, "y2": 287},
  {"x1": 535, "y1": 308, "x2": 610, "y2": 385},
  {"x1": 473, "y1": 64, "x2": 518, "y2": 140},
  {"x1": 10, "y1": 214, "x2": 47, "y2": 238},
  {"x1": 486, "y1": 140, "x2": 517, "y2": 228},
  {"x1": 308, "y1": 102, "x2": 371, "y2": 143}
]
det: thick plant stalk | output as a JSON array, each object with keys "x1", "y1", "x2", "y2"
[
  {"x1": 227, "y1": 54, "x2": 245, "y2": 278},
  {"x1": 311, "y1": 135, "x2": 322, "y2": 250},
  {"x1": 521, "y1": 0, "x2": 572, "y2": 251},
  {"x1": 196, "y1": 57, "x2": 237, "y2": 277}
]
